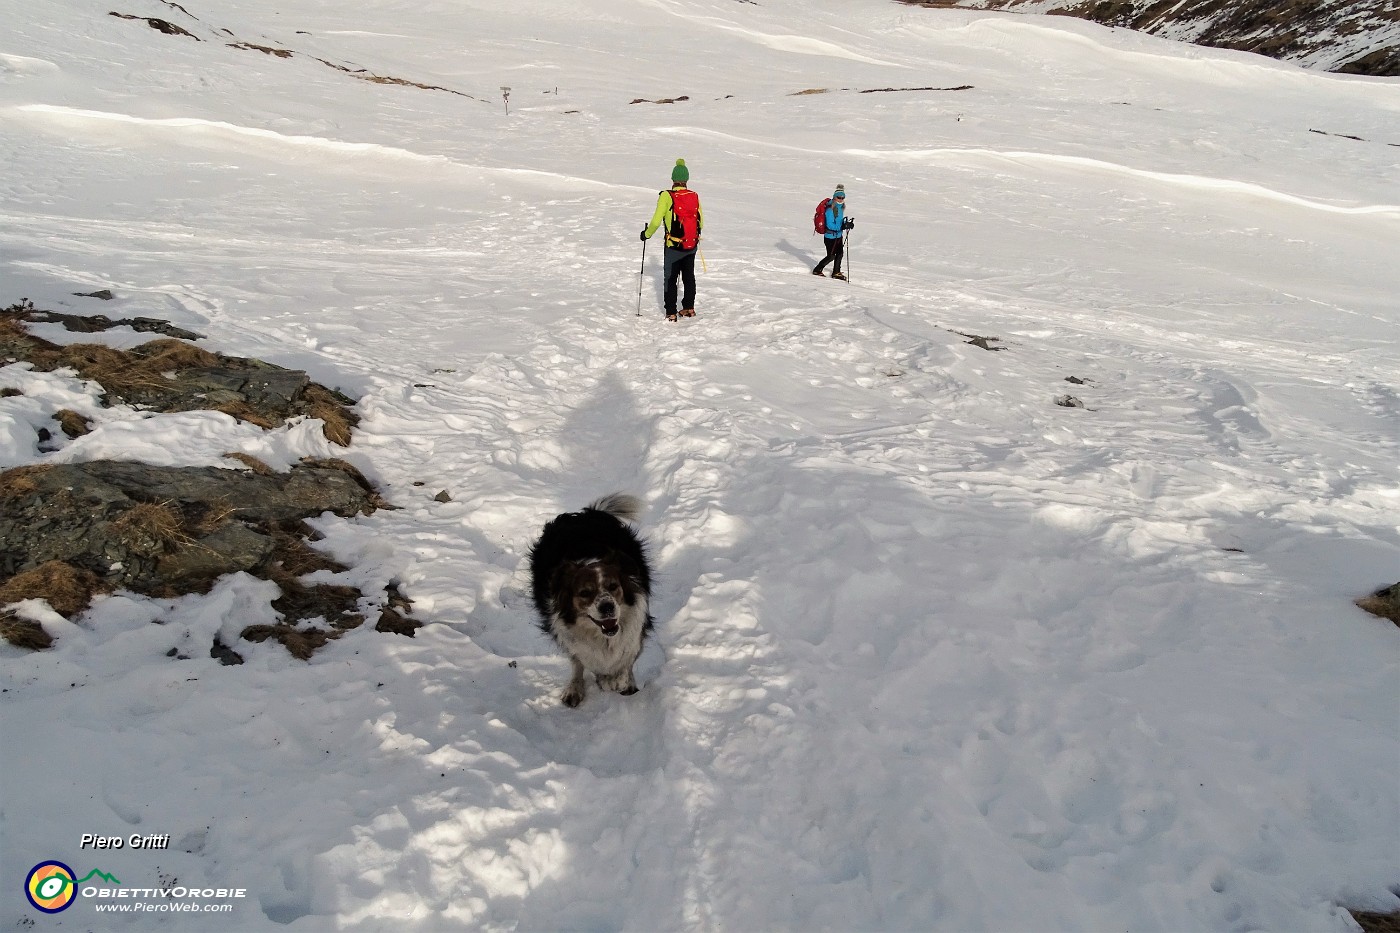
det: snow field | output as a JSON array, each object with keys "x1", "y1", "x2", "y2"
[{"x1": 2, "y1": 0, "x2": 1398, "y2": 930}]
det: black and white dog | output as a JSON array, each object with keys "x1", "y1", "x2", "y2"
[{"x1": 528, "y1": 493, "x2": 655, "y2": 707}]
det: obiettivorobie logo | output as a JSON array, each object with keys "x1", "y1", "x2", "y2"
[
  {"x1": 24, "y1": 857, "x2": 247, "y2": 916},
  {"x1": 24, "y1": 861, "x2": 121, "y2": 913}
]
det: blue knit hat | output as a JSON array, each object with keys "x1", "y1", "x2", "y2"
[{"x1": 671, "y1": 159, "x2": 689, "y2": 184}]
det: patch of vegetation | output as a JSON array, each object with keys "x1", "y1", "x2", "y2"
[{"x1": 2, "y1": 303, "x2": 359, "y2": 446}]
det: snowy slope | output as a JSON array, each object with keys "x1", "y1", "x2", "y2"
[
  {"x1": 897, "y1": 0, "x2": 1400, "y2": 75},
  {"x1": 2, "y1": 0, "x2": 1398, "y2": 931}
]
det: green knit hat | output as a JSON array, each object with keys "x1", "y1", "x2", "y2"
[{"x1": 671, "y1": 158, "x2": 689, "y2": 184}]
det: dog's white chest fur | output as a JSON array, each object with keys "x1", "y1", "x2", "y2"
[{"x1": 550, "y1": 596, "x2": 647, "y2": 675}]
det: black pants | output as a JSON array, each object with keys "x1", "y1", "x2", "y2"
[
  {"x1": 814, "y1": 235, "x2": 844, "y2": 275},
  {"x1": 663, "y1": 246, "x2": 697, "y2": 315}
]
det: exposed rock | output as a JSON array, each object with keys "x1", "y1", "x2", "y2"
[
  {"x1": 109, "y1": 12, "x2": 200, "y2": 40},
  {"x1": 1, "y1": 305, "x2": 357, "y2": 445},
  {"x1": 20, "y1": 305, "x2": 203, "y2": 340},
  {"x1": 1, "y1": 300, "x2": 421, "y2": 660},
  {"x1": 0, "y1": 457, "x2": 422, "y2": 658},
  {"x1": 375, "y1": 583, "x2": 421, "y2": 637},
  {"x1": 859, "y1": 84, "x2": 974, "y2": 93},
  {"x1": 210, "y1": 636, "x2": 244, "y2": 666},
  {"x1": 375, "y1": 607, "x2": 422, "y2": 637},
  {"x1": 106, "y1": 6, "x2": 478, "y2": 98},
  {"x1": 0, "y1": 460, "x2": 379, "y2": 595},
  {"x1": 954, "y1": 331, "x2": 1007, "y2": 351},
  {"x1": 894, "y1": 0, "x2": 1399, "y2": 76},
  {"x1": 1355, "y1": 582, "x2": 1400, "y2": 626},
  {"x1": 1352, "y1": 910, "x2": 1400, "y2": 933}
]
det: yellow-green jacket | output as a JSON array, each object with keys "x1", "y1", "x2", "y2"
[{"x1": 642, "y1": 184, "x2": 703, "y2": 248}]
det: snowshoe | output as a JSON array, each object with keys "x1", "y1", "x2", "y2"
[
  {"x1": 680, "y1": 308, "x2": 695, "y2": 317},
  {"x1": 812, "y1": 268, "x2": 825, "y2": 277},
  {"x1": 831, "y1": 271, "x2": 847, "y2": 281},
  {"x1": 666, "y1": 312, "x2": 678, "y2": 322}
]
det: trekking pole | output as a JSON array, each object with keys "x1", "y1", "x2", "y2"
[
  {"x1": 636, "y1": 237, "x2": 647, "y2": 316},
  {"x1": 844, "y1": 230, "x2": 851, "y2": 283}
]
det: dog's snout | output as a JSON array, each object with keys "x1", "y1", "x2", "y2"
[{"x1": 598, "y1": 598, "x2": 617, "y2": 619}]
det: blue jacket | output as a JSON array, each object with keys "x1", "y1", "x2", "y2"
[{"x1": 824, "y1": 198, "x2": 845, "y2": 240}]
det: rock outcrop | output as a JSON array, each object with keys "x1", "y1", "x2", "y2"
[{"x1": 896, "y1": 0, "x2": 1400, "y2": 75}]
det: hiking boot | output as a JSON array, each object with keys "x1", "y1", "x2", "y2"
[
  {"x1": 831, "y1": 271, "x2": 847, "y2": 281},
  {"x1": 666, "y1": 312, "x2": 678, "y2": 322},
  {"x1": 812, "y1": 268, "x2": 825, "y2": 276},
  {"x1": 680, "y1": 308, "x2": 695, "y2": 317}
]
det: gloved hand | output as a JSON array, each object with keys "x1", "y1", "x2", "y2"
[
  {"x1": 639, "y1": 229, "x2": 648, "y2": 241},
  {"x1": 842, "y1": 218, "x2": 855, "y2": 231}
]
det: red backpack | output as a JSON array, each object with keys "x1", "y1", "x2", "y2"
[
  {"x1": 666, "y1": 188, "x2": 701, "y2": 250},
  {"x1": 813, "y1": 197, "x2": 831, "y2": 235}
]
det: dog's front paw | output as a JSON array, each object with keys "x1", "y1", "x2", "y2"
[
  {"x1": 561, "y1": 688, "x2": 584, "y2": 708},
  {"x1": 598, "y1": 672, "x2": 637, "y2": 694}
]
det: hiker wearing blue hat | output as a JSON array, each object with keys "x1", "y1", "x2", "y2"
[
  {"x1": 812, "y1": 184, "x2": 853, "y2": 280},
  {"x1": 641, "y1": 159, "x2": 704, "y2": 322}
]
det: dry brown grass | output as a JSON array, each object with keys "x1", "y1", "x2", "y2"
[
  {"x1": 303, "y1": 385, "x2": 358, "y2": 446},
  {"x1": 130, "y1": 338, "x2": 221, "y2": 370},
  {"x1": 267, "y1": 527, "x2": 348, "y2": 580},
  {"x1": 54, "y1": 409, "x2": 93, "y2": 438},
  {"x1": 8, "y1": 318, "x2": 360, "y2": 443},
  {"x1": 110, "y1": 501, "x2": 192, "y2": 554},
  {"x1": 213, "y1": 400, "x2": 278, "y2": 429},
  {"x1": 791, "y1": 88, "x2": 830, "y2": 95},
  {"x1": 0, "y1": 316, "x2": 32, "y2": 339},
  {"x1": 0, "y1": 465, "x2": 54, "y2": 499},
  {"x1": 189, "y1": 498, "x2": 239, "y2": 536},
  {"x1": 55, "y1": 342, "x2": 130, "y2": 378},
  {"x1": 222, "y1": 452, "x2": 276, "y2": 475},
  {"x1": 242, "y1": 578, "x2": 365, "y2": 660},
  {"x1": 240, "y1": 623, "x2": 336, "y2": 661},
  {"x1": 0, "y1": 611, "x2": 53, "y2": 650},
  {"x1": 47, "y1": 338, "x2": 218, "y2": 399},
  {"x1": 0, "y1": 560, "x2": 105, "y2": 617}
]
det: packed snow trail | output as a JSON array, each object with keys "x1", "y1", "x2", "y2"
[{"x1": 284, "y1": 241, "x2": 1395, "y2": 930}]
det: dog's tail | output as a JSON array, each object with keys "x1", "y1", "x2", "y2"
[{"x1": 587, "y1": 493, "x2": 644, "y2": 523}]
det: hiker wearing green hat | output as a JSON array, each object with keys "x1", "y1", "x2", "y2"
[{"x1": 641, "y1": 159, "x2": 704, "y2": 321}]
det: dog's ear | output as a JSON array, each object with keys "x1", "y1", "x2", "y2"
[{"x1": 610, "y1": 550, "x2": 643, "y2": 605}]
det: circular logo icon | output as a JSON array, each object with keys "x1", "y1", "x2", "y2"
[{"x1": 25, "y1": 861, "x2": 78, "y2": 913}]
